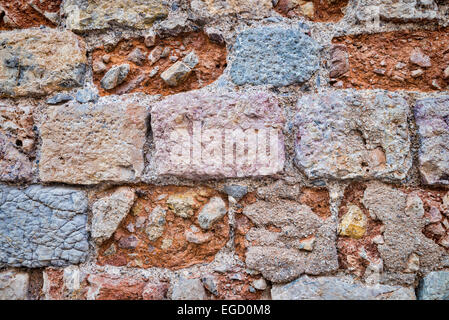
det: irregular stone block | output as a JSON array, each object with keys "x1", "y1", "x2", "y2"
[
  {"x1": 414, "y1": 96, "x2": 449, "y2": 185},
  {"x1": 0, "y1": 270, "x2": 29, "y2": 300},
  {"x1": 91, "y1": 187, "x2": 136, "y2": 244},
  {"x1": 272, "y1": 275, "x2": 416, "y2": 300},
  {"x1": 0, "y1": 102, "x2": 35, "y2": 182},
  {"x1": 0, "y1": 28, "x2": 87, "y2": 97},
  {"x1": 150, "y1": 90, "x2": 285, "y2": 180},
  {"x1": 294, "y1": 90, "x2": 411, "y2": 181},
  {"x1": 362, "y1": 182, "x2": 449, "y2": 274},
  {"x1": 355, "y1": 0, "x2": 440, "y2": 23},
  {"x1": 190, "y1": 0, "x2": 273, "y2": 18},
  {"x1": 38, "y1": 94, "x2": 149, "y2": 185},
  {"x1": 242, "y1": 191, "x2": 338, "y2": 283},
  {"x1": 0, "y1": 185, "x2": 88, "y2": 268},
  {"x1": 417, "y1": 271, "x2": 449, "y2": 300},
  {"x1": 230, "y1": 27, "x2": 320, "y2": 87},
  {"x1": 97, "y1": 186, "x2": 229, "y2": 269},
  {"x1": 274, "y1": 0, "x2": 348, "y2": 22},
  {"x1": 170, "y1": 277, "x2": 206, "y2": 300},
  {"x1": 197, "y1": 196, "x2": 227, "y2": 230},
  {"x1": 0, "y1": 0, "x2": 61, "y2": 29},
  {"x1": 62, "y1": 0, "x2": 168, "y2": 31},
  {"x1": 100, "y1": 64, "x2": 130, "y2": 90}
]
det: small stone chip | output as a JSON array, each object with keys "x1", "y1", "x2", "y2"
[
  {"x1": 338, "y1": 204, "x2": 367, "y2": 239},
  {"x1": 100, "y1": 64, "x2": 130, "y2": 90},
  {"x1": 197, "y1": 197, "x2": 227, "y2": 230}
]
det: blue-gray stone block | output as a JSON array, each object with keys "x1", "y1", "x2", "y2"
[
  {"x1": 417, "y1": 271, "x2": 449, "y2": 300},
  {"x1": 0, "y1": 185, "x2": 89, "y2": 268},
  {"x1": 230, "y1": 27, "x2": 320, "y2": 87}
]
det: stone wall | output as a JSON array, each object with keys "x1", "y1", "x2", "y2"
[{"x1": 0, "y1": 0, "x2": 448, "y2": 300}]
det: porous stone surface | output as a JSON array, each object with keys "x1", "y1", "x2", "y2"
[
  {"x1": 272, "y1": 275, "x2": 416, "y2": 300},
  {"x1": 170, "y1": 277, "x2": 207, "y2": 300},
  {"x1": 294, "y1": 90, "x2": 412, "y2": 181},
  {"x1": 38, "y1": 94, "x2": 149, "y2": 185},
  {"x1": 362, "y1": 182, "x2": 449, "y2": 274},
  {"x1": 0, "y1": 269, "x2": 29, "y2": 300},
  {"x1": 355, "y1": 0, "x2": 441, "y2": 23},
  {"x1": 190, "y1": 0, "x2": 273, "y2": 18},
  {"x1": 62, "y1": 0, "x2": 168, "y2": 31},
  {"x1": 150, "y1": 90, "x2": 285, "y2": 180},
  {"x1": 230, "y1": 27, "x2": 320, "y2": 87},
  {"x1": 0, "y1": 102, "x2": 35, "y2": 182},
  {"x1": 91, "y1": 187, "x2": 136, "y2": 244},
  {"x1": 242, "y1": 190, "x2": 338, "y2": 283},
  {"x1": 414, "y1": 96, "x2": 449, "y2": 185},
  {"x1": 0, "y1": 28, "x2": 87, "y2": 97},
  {"x1": 417, "y1": 271, "x2": 449, "y2": 300},
  {"x1": 0, "y1": 185, "x2": 88, "y2": 268}
]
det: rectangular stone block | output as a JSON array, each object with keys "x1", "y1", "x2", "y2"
[
  {"x1": 150, "y1": 90, "x2": 285, "y2": 180},
  {"x1": 0, "y1": 185, "x2": 88, "y2": 268},
  {"x1": 355, "y1": 0, "x2": 442, "y2": 23},
  {"x1": 0, "y1": 28, "x2": 87, "y2": 97},
  {"x1": 272, "y1": 275, "x2": 416, "y2": 300},
  {"x1": 0, "y1": 102, "x2": 35, "y2": 182},
  {"x1": 414, "y1": 96, "x2": 449, "y2": 185},
  {"x1": 230, "y1": 27, "x2": 320, "y2": 87},
  {"x1": 39, "y1": 94, "x2": 149, "y2": 185},
  {"x1": 62, "y1": 0, "x2": 168, "y2": 31},
  {"x1": 294, "y1": 89, "x2": 412, "y2": 181},
  {"x1": 190, "y1": 0, "x2": 273, "y2": 18}
]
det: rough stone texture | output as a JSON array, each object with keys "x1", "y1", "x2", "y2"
[
  {"x1": 198, "y1": 196, "x2": 227, "y2": 230},
  {"x1": 151, "y1": 90, "x2": 285, "y2": 180},
  {"x1": 62, "y1": 0, "x2": 168, "y2": 31},
  {"x1": 0, "y1": 102, "x2": 35, "y2": 182},
  {"x1": 275, "y1": 0, "x2": 349, "y2": 21},
  {"x1": 170, "y1": 277, "x2": 207, "y2": 300},
  {"x1": 272, "y1": 275, "x2": 416, "y2": 300},
  {"x1": 294, "y1": 90, "x2": 411, "y2": 181},
  {"x1": 414, "y1": 96, "x2": 449, "y2": 185},
  {"x1": 0, "y1": 0, "x2": 61, "y2": 29},
  {"x1": 242, "y1": 190, "x2": 338, "y2": 283},
  {"x1": 417, "y1": 271, "x2": 449, "y2": 300},
  {"x1": 97, "y1": 186, "x2": 230, "y2": 269},
  {"x1": 0, "y1": 185, "x2": 88, "y2": 268},
  {"x1": 100, "y1": 64, "x2": 130, "y2": 90},
  {"x1": 39, "y1": 94, "x2": 149, "y2": 185},
  {"x1": 91, "y1": 187, "x2": 136, "y2": 244},
  {"x1": 362, "y1": 182, "x2": 449, "y2": 274},
  {"x1": 355, "y1": 0, "x2": 441, "y2": 23},
  {"x1": 230, "y1": 27, "x2": 320, "y2": 87},
  {"x1": 0, "y1": 269, "x2": 29, "y2": 300},
  {"x1": 332, "y1": 29, "x2": 449, "y2": 92},
  {"x1": 190, "y1": 0, "x2": 273, "y2": 18},
  {"x1": 0, "y1": 28, "x2": 87, "y2": 97}
]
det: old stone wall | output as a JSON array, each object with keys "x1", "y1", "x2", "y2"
[{"x1": 0, "y1": 0, "x2": 448, "y2": 300}]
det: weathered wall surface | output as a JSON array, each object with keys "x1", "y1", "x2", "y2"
[{"x1": 0, "y1": 0, "x2": 449, "y2": 300}]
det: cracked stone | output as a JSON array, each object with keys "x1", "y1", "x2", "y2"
[
  {"x1": 100, "y1": 64, "x2": 130, "y2": 90},
  {"x1": 0, "y1": 185, "x2": 88, "y2": 268}
]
